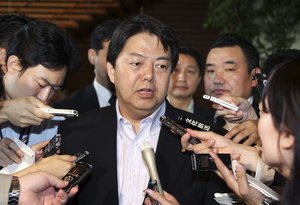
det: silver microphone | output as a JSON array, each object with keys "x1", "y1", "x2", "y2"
[{"x1": 142, "y1": 141, "x2": 164, "y2": 195}]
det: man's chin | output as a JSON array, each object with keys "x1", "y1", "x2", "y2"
[{"x1": 211, "y1": 91, "x2": 229, "y2": 98}]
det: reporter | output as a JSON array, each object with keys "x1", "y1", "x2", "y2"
[
  {"x1": 0, "y1": 14, "x2": 54, "y2": 128},
  {"x1": 0, "y1": 171, "x2": 78, "y2": 205},
  {"x1": 148, "y1": 58, "x2": 300, "y2": 205},
  {"x1": 0, "y1": 19, "x2": 79, "y2": 168},
  {"x1": 186, "y1": 58, "x2": 300, "y2": 204}
]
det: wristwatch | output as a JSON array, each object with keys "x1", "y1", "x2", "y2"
[
  {"x1": 260, "y1": 196, "x2": 275, "y2": 205},
  {"x1": 8, "y1": 176, "x2": 20, "y2": 205}
]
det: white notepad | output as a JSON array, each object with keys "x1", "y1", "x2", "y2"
[{"x1": 0, "y1": 138, "x2": 35, "y2": 174}]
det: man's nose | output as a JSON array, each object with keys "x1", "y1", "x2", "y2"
[
  {"x1": 177, "y1": 70, "x2": 187, "y2": 81},
  {"x1": 142, "y1": 63, "x2": 154, "y2": 82},
  {"x1": 37, "y1": 87, "x2": 52, "y2": 104},
  {"x1": 214, "y1": 70, "x2": 225, "y2": 84}
]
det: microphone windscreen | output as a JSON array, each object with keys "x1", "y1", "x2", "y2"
[{"x1": 142, "y1": 141, "x2": 164, "y2": 195}]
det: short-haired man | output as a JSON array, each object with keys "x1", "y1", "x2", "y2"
[
  {"x1": 204, "y1": 33, "x2": 260, "y2": 102},
  {"x1": 202, "y1": 34, "x2": 262, "y2": 204},
  {"x1": 0, "y1": 14, "x2": 31, "y2": 67},
  {"x1": 204, "y1": 34, "x2": 261, "y2": 140},
  {"x1": 0, "y1": 20, "x2": 79, "y2": 172},
  {"x1": 0, "y1": 14, "x2": 43, "y2": 128},
  {"x1": 167, "y1": 47, "x2": 212, "y2": 119},
  {"x1": 167, "y1": 47, "x2": 202, "y2": 112},
  {"x1": 60, "y1": 15, "x2": 208, "y2": 205},
  {"x1": 55, "y1": 19, "x2": 120, "y2": 113}
]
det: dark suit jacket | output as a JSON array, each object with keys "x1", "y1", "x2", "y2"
[
  {"x1": 193, "y1": 103, "x2": 216, "y2": 121},
  {"x1": 60, "y1": 101, "x2": 209, "y2": 205},
  {"x1": 54, "y1": 84, "x2": 100, "y2": 113}
]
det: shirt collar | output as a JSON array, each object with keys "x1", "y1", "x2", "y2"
[
  {"x1": 247, "y1": 96, "x2": 253, "y2": 104},
  {"x1": 116, "y1": 100, "x2": 166, "y2": 126},
  {"x1": 187, "y1": 99, "x2": 194, "y2": 113},
  {"x1": 93, "y1": 79, "x2": 112, "y2": 106}
]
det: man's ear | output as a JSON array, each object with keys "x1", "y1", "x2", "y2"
[
  {"x1": 250, "y1": 67, "x2": 261, "y2": 87},
  {"x1": 107, "y1": 61, "x2": 115, "y2": 84},
  {"x1": 6, "y1": 55, "x2": 22, "y2": 74},
  {"x1": 0, "y1": 48, "x2": 6, "y2": 67},
  {"x1": 88, "y1": 49, "x2": 96, "y2": 65}
]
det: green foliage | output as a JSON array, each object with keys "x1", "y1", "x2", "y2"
[{"x1": 204, "y1": 0, "x2": 300, "y2": 58}]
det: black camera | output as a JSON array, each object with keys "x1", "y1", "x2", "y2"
[
  {"x1": 62, "y1": 161, "x2": 92, "y2": 192},
  {"x1": 61, "y1": 150, "x2": 92, "y2": 192},
  {"x1": 42, "y1": 134, "x2": 61, "y2": 158}
]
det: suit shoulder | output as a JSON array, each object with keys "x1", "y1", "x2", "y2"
[
  {"x1": 63, "y1": 106, "x2": 114, "y2": 125},
  {"x1": 193, "y1": 103, "x2": 215, "y2": 121},
  {"x1": 57, "y1": 85, "x2": 95, "y2": 104},
  {"x1": 54, "y1": 84, "x2": 99, "y2": 112}
]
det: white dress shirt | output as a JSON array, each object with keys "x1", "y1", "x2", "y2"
[
  {"x1": 116, "y1": 100, "x2": 166, "y2": 205},
  {"x1": 93, "y1": 79, "x2": 113, "y2": 108}
]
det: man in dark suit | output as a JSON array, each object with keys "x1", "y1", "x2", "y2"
[
  {"x1": 55, "y1": 20, "x2": 119, "y2": 113},
  {"x1": 167, "y1": 47, "x2": 210, "y2": 118},
  {"x1": 201, "y1": 34, "x2": 262, "y2": 205},
  {"x1": 203, "y1": 34, "x2": 261, "y2": 143},
  {"x1": 60, "y1": 15, "x2": 208, "y2": 205}
]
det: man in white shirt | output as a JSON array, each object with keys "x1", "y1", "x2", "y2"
[
  {"x1": 0, "y1": 19, "x2": 79, "y2": 176},
  {"x1": 60, "y1": 15, "x2": 208, "y2": 205}
]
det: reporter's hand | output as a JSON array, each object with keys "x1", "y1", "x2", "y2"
[
  {"x1": 0, "y1": 137, "x2": 24, "y2": 167},
  {"x1": 0, "y1": 97, "x2": 53, "y2": 127},
  {"x1": 181, "y1": 129, "x2": 260, "y2": 172},
  {"x1": 19, "y1": 171, "x2": 78, "y2": 205},
  {"x1": 181, "y1": 129, "x2": 233, "y2": 154},
  {"x1": 15, "y1": 154, "x2": 76, "y2": 178},
  {"x1": 143, "y1": 189, "x2": 180, "y2": 205},
  {"x1": 31, "y1": 141, "x2": 49, "y2": 161},
  {"x1": 209, "y1": 151, "x2": 265, "y2": 205},
  {"x1": 225, "y1": 120, "x2": 260, "y2": 145},
  {"x1": 213, "y1": 96, "x2": 258, "y2": 123}
]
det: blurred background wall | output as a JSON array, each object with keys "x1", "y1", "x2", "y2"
[{"x1": 1, "y1": 0, "x2": 299, "y2": 106}]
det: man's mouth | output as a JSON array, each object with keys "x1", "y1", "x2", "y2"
[{"x1": 138, "y1": 88, "x2": 154, "y2": 98}]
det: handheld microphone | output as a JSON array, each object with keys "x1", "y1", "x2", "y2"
[{"x1": 142, "y1": 141, "x2": 164, "y2": 196}]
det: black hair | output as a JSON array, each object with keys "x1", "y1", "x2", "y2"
[
  {"x1": 207, "y1": 33, "x2": 260, "y2": 73},
  {"x1": 262, "y1": 58, "x2": 300, "y2": 205},
  {"x1": 0, "y1": 14, "x2": 32, "y2": 97},
  {"x1": 263, "y1": 49, "x2": 300, "y2": 76},
  {"x1": 5, "y1": 20, "x2": 80, "y2": 73},
  {"x1": 0, "y1": 13, "x2": 31, "y2": 49},
  {"x1": 90, "y1": 19, "x2": 120, "y2": 52},
  {"x1": 107, "y1": 15, "x2": 179, "y2": 70},
  {"x1": 179, "y1": 47, "x2": 203, "y2": 76}
]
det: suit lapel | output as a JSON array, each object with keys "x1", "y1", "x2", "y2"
[
  {"x1": 97, "y1": 105, "x2": 119, "y2": 204},
  {"x1": 155, "y1": 102, "x2": 189, "y2": 190},
  {"x1": 86, "y1": 84, "x2": 101, "y2": 109}
]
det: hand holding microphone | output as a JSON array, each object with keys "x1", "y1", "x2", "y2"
[{"x1": 142, "y1": 141, "x2": 164, "y2": 196}]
